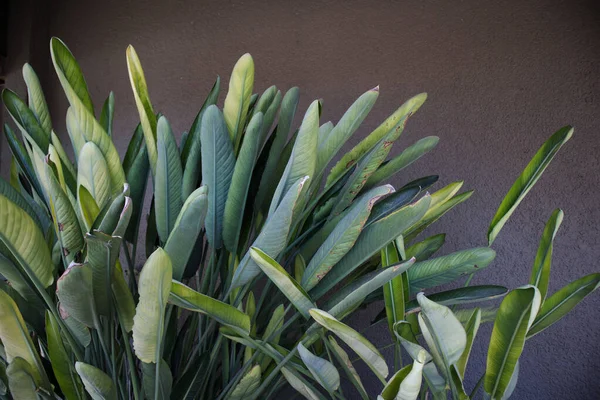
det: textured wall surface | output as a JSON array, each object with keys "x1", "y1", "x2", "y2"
[{"x1": 3, "y1": 0, "x2": 600, "y2": 398}]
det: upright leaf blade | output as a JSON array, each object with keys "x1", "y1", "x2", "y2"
[
  {"x1": 75, "y1": 362, "x2": 117, "y2": 400},
  {"x1": 22, "y1": 63, "x2": 52, "y2": 135},
  {"x1": 529, "y1": 209, "x2": 563, "y2": 300},
  {"x1": 223, "y1": 53, "x2": 255, "y2": 148},
  {"x1": 488, "y1": 126, "x2": 573, "y2": 245}
]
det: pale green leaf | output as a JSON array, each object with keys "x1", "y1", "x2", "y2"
[
  {"x1": 529, "y1": 209, "x2": 563, "y2": 300},
  {"x1": 22, "y1": 63, "x2": 52, "y2": 135},
  {"x1": 298, "y1": 343, "x2": 340, "y2": 392},
  {"x1": 223, "y1": 53, "x2": 255, "y2": 149},
  {"x1": 75, "y1": 362, "x2": 117, "y2": 400},
  {"x1": 77, "y1": 142, "x2": 111, "y2": 209}
]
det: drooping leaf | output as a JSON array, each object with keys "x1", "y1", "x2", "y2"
[
  {"x1": 327, "y1": 336, "x2": 368, "y2": 399},
  {"x1": 223, "y1": 113, "x2": 263, "y2": 252},
  {"x1": 281, "y1": 367, "x2": 322, "y2": 400},
  {"x1": 223, "y1": 53, "x2": 255, "y2": 149},
  {"x1": 133, "y1": 248, "x2": 172, "y2": 363},
  {"x1": 405, "y1": 285, "x2": 508, "y2": 311},
  {"x1": 527, "y1": 273, "x2": 600, "y2": 338},
  {"x1": 298, "y1": 343, "x2": 340, "y2": 392},
  {"x1": 529, "y1": 209, "x2": 563, "y2": 300},
  {"x1": 249, "y1": 247, "x2": 315, "y2": 319},
  {"x1": 126, "y1": 45, "x2": 158, "y2": 174},
  {"x1": 488, "y1": 126, "x2": 573, "y2": 245},
  {"x1": 165, "y1": 186, "x2": 208, "y2": 280},
  {"x1": 169, "y1": 280, "x2": 251, "y2": 333},
  {"x1": 75, "y1": 362, "x2": 117, "y2": 400},
  {"x1": 201, "y1": 105, "x2": 236, "y2": 249},
  {"x1": 155, "y1": 116, "x2": 184, "y2": 244},
  {"x1": 485, "y1": 285, "x2": 541, "y2": 399},
  {"x1": 22, "y1": 63, "x2": 52, "y2": 135},
  {"x1": 310, "y1": 308, "x2": 388, "y2": 380}
]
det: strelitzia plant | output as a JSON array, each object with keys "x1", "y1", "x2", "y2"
[{"x1": 0, "y1": 36, "x2": 595, "y2": 400}]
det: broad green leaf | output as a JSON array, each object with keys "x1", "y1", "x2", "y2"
[
  {"x1": 529, "y1": 209, "x2": 563, "y2": 300},
  {"x1": 485, "y1": 285, "x2": 541, "y2": 399},
  {"x1": 223, "y1": 53, "x2": 255, "y2": 149},
  {"x1": 281, "y1": 367, "x2": 321, "y2": 400},
  {"x1": 4, "y1": 124, "x2": 44, "y2": 198},
  {"x1": 75, "y1": 362, "x2": 117, "y2": 400},
  {"x1": 141, "y1": 360, "x2": 172, "y2": 400},
  {"x1": 405, "y1": 285, "x2": 507, "y2": 311},
  {"x1": 328, "y1": 93, "x2": 427, "y2": 186},
  {"x1": 181, "y1": 75, "x2": 220, "y2": 166},
  {"x1": 133, "y1": 248, "x2": 172, "y2": 363},
  {"x1": 126, "y1": 45, "x2": 158, "y2": 174},
  {"x1": 165, "y1": 186, "x2": 208, "y2": 280},
  {"x1": 364, "y1": 136, "x2": 439, "y2": 190},
  {"x1": 0, "y1": 177, "x2": 44, "y2": 230},
  {"x1": 65, "y1": 107, "x2": 85, "y2": 161},
  {"x1": 327, "y1": 336, "x2": 368, "y2": 399},
  {"x1": 223, "y1": 113, "x2": 263, "y2": 252},
  {"x1": 2, "y1": 89, "x2": 49, "y2": 152},
  {"x1": 22, "y1": 64, "x2": 52, "y2": 134},
  {"x1": 85, "y1": 231, "x2": 122, "y2": 317},
  {"x1": 302, "y1": 185, "x2": 393, "y2": 290},
  {"x1": 99, "y1": 92, "x2": 114, "y2": 137},
  {"x1": 0, "y1": 291, "x2": 47, "y2": 386},
  {"x1": 62, "y1": 313, "x2": 91, "y2": 348},
  {"x1": 0, "y1": 194, "x2": 53, "y2": 287},
  {"x1": 317, "y1": 87, "x2": 379, "y2": 172},
  {"x1": 405, "y1": 233, "x2": 445, "y2": 261},
  {"x1": 77, "y1": 142, "x2": 111, "y2": 209},
  {"x1": 229, "y1": 365, "x2": 261, "y2": 400},
  {"x1": 326, "y1": 258, "x2": 415, "y2": 319},
  {"x1": 155, "y1": 116, "x2": 184, "y2": 244},
  {"x1": 5, "y1": 358, "x2": 40, "y2": 400},
  {"x1": 456, "y1": 308, "x2": 481, "y2": 378},
  {"x1": 0, "y1": 253, "x2": 43, "y2": 310},
  {"x1": 310, "y1": 308, "x2": 388, "y2": 379},
  {"x1": 201, "y1": 105, "x2": 236, "y2": 249},
  {"x1": 312, "y1": 194, "x2": 431, "y2": 298},
  {"x1": 488, "y1": 126, "x2": 573, "y2": 245},
  {"x1": 56, "y1": 263, "x2": 95, "y2": 328},
  {"x1": 231, "y1": 176, "x2": 309, "y2": 288},
  {"x1": 417, "y1": 293, "x2": 467, "y2": 379},
  {"x1": 255, "y1": 88, "x2": 299, "y2": 208},
  {"x1": 528, "y1": 273, "x2": 600, "y2": 338},
  {"x1": 408, "y1": 247, "x2": 496, "y2": 293},
  {"x1": 78, "y1": 185, "x2": 100, "y2": 231},
  {"x1": 45, "y1": 312, "x2": 85, "y2": 400},
  {"x1": 249, "y1": 247, "x2": 315, "y2": 319},
  {"x1": 50, "y1": 38, "x2": 94, "y2": 113},
  {"x1": 271, "y1": 100, "x2": 319, "y2": 212},
  {"x1": 169, "y1": 280, "x2": 251, "y2": 333},
  {"x1": 298, "y1": 343, "x2": 340, "y2": 392}
]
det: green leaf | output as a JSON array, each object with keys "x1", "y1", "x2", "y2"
[
  {"x1": 0, "y1": 177, "x2": 45, "y2": 230},
  {"x1": 249, "y1": 247, "x2": 315, "y2": 319},
  {"x1": 0, "y1": 194, "x2": 54, "y2": 287},
  {"x1": 78, "y1": 185, "x2": 100, "y2": 231},
  {"x1": 126, "y1": 45, "x2": 158, "y2": 174},
  {"x1": 2, "y1": 88, "x2": 50, "y2": 152},
  {"x1": 231, "y1": 176, "x2": 309, "y2": 288},
  {"x1": 56, "y1": 263, "x2": 95, "y2": 328},
  {"x1": 485, "y1": 285, "x2": 541, "y2": 399},
  {"x1": 405, "y1": 233, "x2": 445, "y2": 261},
  {"x1": 456, "y1": 308, "x2": 481, "y2": 378},
  {"x1": 381, "y1": 242, "x2": 408, "y2": 334},
  {"x1": 141, "y1": 360, "x2": 172, "y2": 400},
  {"x1": 229, "y1": 365, "x2": 261, "y2": 400},
  {"x1": 165, "y1": 186, "x2": 208, "y2": 280},
  {"x1": 364, "y1": 136, "x2": 439, "y2": 190},
  {"x1": 155, "y1": 116, "x2": 184, "y2": 244},
  {"x1": 6, "y1": 358, "x2": 40, "y2": 400},
  {"x1": 4, "y1": 124, "x2": 44, "y2": 198},
  {"x1": 77, "y1": 142, "x2": 111, "y2": 209},
  {"x1": 528, "y1": 273, "x2": 600, "y2": 338},
  {"x1": 112, "y1": 261, "x2": 136, "y2": 332},
  {"x1": 529, "y1": 209, "x2": 563, "y2": 300},
  {"x1": 223, "y1": 53, "x2": 255, "y2": 148},
  {"x1": 0, "y1": 291, "x2": 47, "y2": 388},
  {"x1": 298, "y1": 343, "x2": 340, "y2": 392},
  {"x1": 406, "y1": 285, "x2": 507, "y2": 311},
  {"x1": 328, "y1": 93, "x2": 427, "y2": 186},
  {"x1": 488, "y1": 126, "x2": 573, "y2": 245},
  {"x1": 133, "y1": 248, "x2": 172, "y2": 363},
  {"x1": 85, "y1": 231, "x2": 122, "y2": 317},
  {"x1": 123, "y1": 123, "x2": 150, "y2": 243},
  {"x1": 302, "y1": 185, "x2": 393, "y2": 290},
  {"x1": 317, "y1": 87, "x2": 379, "y2": 172},
  {"x1": 281, "y1": 367, "x2": 322, "y2": 400},
  {"x1": 310, "y1": 308, "x2": 388, "y2": 379},
  {"x1": 312, "y1": 194, "x2": 431, "y2": 299},
  {"x1": 327, "y1": 336, "x2": 368, "y2": 399},
  {"x1": 385, "y1": 351, "x2": 427, "y2": 400},
  {"x1": 256, "y1": 88, "x2": 282, "y2": 145},
  {"x1": 22, "y1": 63, "x2": 52, "y2": 135},
  {"x1": 408, "y1": 247, "x2": 496, "y2": 293},
  {"x1": 223, "y1": 112, "x2": 263, "y2": 252},
  {"x1": 201, "y1": 105, "x2": 236, "y2": 249},
  {"x1": 75, "y1": 362, "x2": 117, "y2": 400},
  {"x1": 45, "y1": 312, "x2": 85, "y2": 400},
  {"x1": 99, "y1": 92, "x2": 114, "y2": 138},
  {"x1": 0, "y1": 253, "x2": 43, "y2": 311}
]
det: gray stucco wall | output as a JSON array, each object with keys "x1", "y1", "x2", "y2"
[{"x1": 3, "y1": 0, "x2": 599, "y2": 398}]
